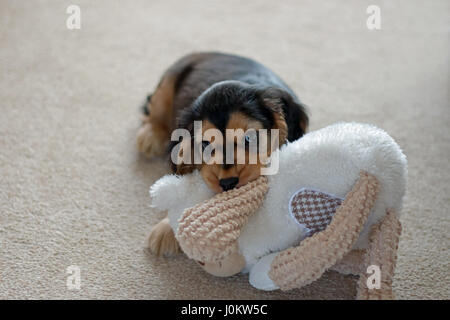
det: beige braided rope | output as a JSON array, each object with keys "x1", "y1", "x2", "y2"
[
  {"x1": 331, "y1": 249, "x2": 367, "y2": 276},
  {"x1": 268, "y1": 171, "x2": 380, "y2": 291},
  {"x1": 176, "y1": 176, "x2": 269, "y2": 263},
  {"x1": 356, "y1": 209, "x2": 402, "y2": 300}
]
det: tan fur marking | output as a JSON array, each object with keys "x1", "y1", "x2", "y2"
[
  {"x1": 226, "y1": 112, "x2": 264, "y2": 131},
  {"x1": 137, "y1": 76, "x2": 176, "y2": 157},
  {"x1": 261, "y1": 97, "x2": 288, "y2": 144},
  {"x1": 272, "y1": 112, "x2": 288, "y2": 145}
]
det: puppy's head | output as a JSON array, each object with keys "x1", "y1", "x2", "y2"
[{"x1": 171, "y1": 81, "x2": 308, "y2": 193}]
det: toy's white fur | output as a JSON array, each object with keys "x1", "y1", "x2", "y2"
[{"x1": 149, "y1": 122, "x2": 407, "y2": 275}]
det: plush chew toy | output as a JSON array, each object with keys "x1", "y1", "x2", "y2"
[{"x1": 149, "y1": 122, "x2": 407, "y2": 299}]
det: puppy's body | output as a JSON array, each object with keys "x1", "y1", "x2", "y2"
[
  {"x1": 150, "y1": 52, "x2": 298, "y2": 128},
  {"x1": 171, "y1": 52, "x2": 297, "y2": 113},
  {"x1": 140, "y1": 52, "x2": 309, "y2": 256}
]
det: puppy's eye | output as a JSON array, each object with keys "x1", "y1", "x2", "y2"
[
  {"x1": 244, "y1": 132, "x2": 258, "y2": 150},
  {"x1": 201, "y1": 140, "x2": 210, "y2": 150}
]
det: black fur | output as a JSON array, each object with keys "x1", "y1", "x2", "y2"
[
  {"x1": 177, "y1": 80, "x2": 308, "y2": 143},
  {"x1": 144, "y1": 52, "x2": 309, "y2": 171}
]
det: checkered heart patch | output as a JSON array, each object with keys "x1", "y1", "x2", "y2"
[{"x1": 289, "y1": 188, "x2": 344, "y2": 236}]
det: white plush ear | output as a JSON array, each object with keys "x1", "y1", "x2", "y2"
[
  {"x1": 150, "y1": 174, "x2": 184, "y2": 212},
  {"x1": 149, "y1": 170, "x2": 214, "y2": 231}
]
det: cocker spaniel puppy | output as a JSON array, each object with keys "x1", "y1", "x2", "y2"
[{"x1": 138, "y1": 52, "x2": 308, "y2": 256}]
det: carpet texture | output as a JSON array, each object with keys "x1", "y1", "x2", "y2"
[{"x1": 0, "y1": 0, "x2": 448, "y2": 299}]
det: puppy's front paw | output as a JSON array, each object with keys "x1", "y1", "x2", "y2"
[
  {"x1": 148, "y1": 218, "x2": 180, "y2": 256},
  {"x1": 137, "y1": 123, "x2": 167, "y2": 158}
]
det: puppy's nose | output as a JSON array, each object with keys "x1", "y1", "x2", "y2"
[{"x1": 219, "y1": 177, "x2": 239, "y2": 191}]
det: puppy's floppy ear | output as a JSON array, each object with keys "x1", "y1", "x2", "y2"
[
  {"x1": 258, "y1": 87, "x2": 309, "y2": 143},
  {"x1": 168, "y1": 106, "x2": 202, "y2": 174},
  {"x1": 168, "y1": 136, "x2": 198, "y2": 175}
]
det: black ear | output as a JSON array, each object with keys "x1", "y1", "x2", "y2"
[
  {"x1": 258, "y1": 87, "x2": 309, "y2": 142},
  {"x1": 281, "y1": 94, "x2": 309, "y2": 141},
  {"x1": 167, "y1": 136, "x2": 198, "y2": 174},
  {"x1": 168, "y1": 108, "x2": 202, "y2": 175}
]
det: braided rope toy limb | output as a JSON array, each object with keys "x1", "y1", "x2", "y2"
[
  {"x1": 176, "y1": 176, "x2": 269, "y2": 263},
  {"x1": 330, "y1": 249, "x2": 366, "y2": 276},
  {"x1": 356, "y1": 209, "x2": 402, "y2": 300}
]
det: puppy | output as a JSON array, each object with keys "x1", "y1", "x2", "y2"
[{"x1": 139, "y1": 52, "x2": 309, "y2": 256}]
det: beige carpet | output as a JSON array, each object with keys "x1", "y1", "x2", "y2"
[{"x1": 0, "y1": 0, "x2": 448, "y2": 299}]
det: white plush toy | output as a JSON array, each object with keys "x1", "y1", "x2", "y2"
[{"x1": 149, "y1": 122, "x2": 407, "y2": 299}]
